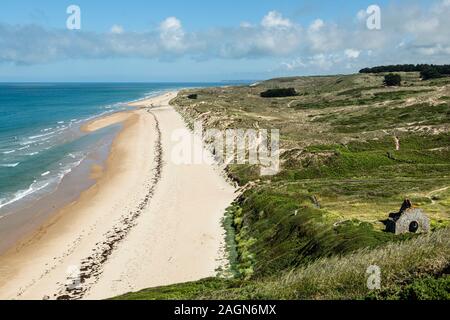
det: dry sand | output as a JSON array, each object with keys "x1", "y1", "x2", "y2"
[{"x1": 0, "y1": 91, "x2": 236, "y2": 300}]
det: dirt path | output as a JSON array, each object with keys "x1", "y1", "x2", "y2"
[{"x1": 427, "y1": 186, "x2": 450, "y2": 204}]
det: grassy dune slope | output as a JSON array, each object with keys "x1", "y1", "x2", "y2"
[
  {"x1": 117, "y1": 72, "x2": 450, "y2": 300},
  {"x1": 117, "y1": 228, "x2": 449, "y2": 300}
]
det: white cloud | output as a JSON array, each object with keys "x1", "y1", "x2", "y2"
[
  {"x1": 415, "y1": 44, "x2": 450, "y2": 56},
  {"x1": 356, "y1": 10, "x2": 367, "y2": 21},
  {"x1": 160, "y1": 16, "x2": 182, "y2": 31},
  {"x1": 282, "y1": 58, "x2": 306, "y2": 70},
  {"x1": 433, "y1": 0, "x2": 450, "y2": 13},
  {"x1": 309, "y1": 54, "x2": 334, "y2": 69},
  {"x1": 2, "y1": 2, "x2": 450, "y2": 71},
  {"x1": 306, "y1": 19, "x2": 342, "y2": 52},
  {"x1": 110, "y1": 24, "x2": 124, "y2": 34},
  {"x1": 261, "y1": 11, "x2": 292, "y2": 28},
  {"x1": 282, "y1": 50, "x2": 360, "y2": 72},
  {"x1": 240, "y1": 22, "x2": 252, "y2": 28},
  {"x1": 211, "y1": 11, "x2": 301, "y2": 58},
  {"x1": 159, "y1": 17, "x2": 186, "y2": 52},
  {"x1": 404, "y1": 17, "x2": 439, "y2": 34},
  {"x1": 309, "y1": 19, "x2": 324, "y2": 31},
  {"x1": 344, "y1": 49, "x2": 360, "y2": 59}
]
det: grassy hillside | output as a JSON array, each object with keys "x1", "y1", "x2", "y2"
[
  {"x1": 116, "y1": 72, "x2": 450, "y2": 300},
  {"x1": 116, "y1": 228, "x2": 450, "y2": 300}
]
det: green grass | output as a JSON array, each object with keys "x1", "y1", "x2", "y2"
[
  {"x1": 112, "y1": 278, "x2": 233, "y2": 300},
  {"x1": 228, "y1": 186, "x2": 415, "y2": 278},
  {"x1": 336, "y1": 86, "x2": 381, "y2": 97},
  {"x1": 293, "y1": 90, "x2": 434, "y2": 110},
  {"x1": 221, "y1": 205, "x2": 240, "y2": 277},
  {"x1": 368, "y1": 275, "x2": 450, "y2": 300},
  {"x1": 116, "y1": 228, "x2": 450, "y2": 300},
  {"x1": 315, "y1": 103, "x2": 450, "y2": 133},
  {"x1": 278, "y1": 134, "x2": 450, "y2": 181}
]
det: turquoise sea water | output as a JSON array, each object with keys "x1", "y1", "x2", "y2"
[{"x1": 0, "y1": 82, "x2": 226, "y2": 216}]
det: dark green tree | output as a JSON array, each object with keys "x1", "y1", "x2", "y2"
[
  {"x1": 359, "y1": 64, "x2": 450, "y2": 76},
  {"x1": 420, "y1": 67, "x2": 442, "y2": 80},
  {"x1": 260, "y1": 88, "x2": 298, "y2": 98},
  {"x1": 384, "y1": 73, "x2": 402, "y2": 86}
]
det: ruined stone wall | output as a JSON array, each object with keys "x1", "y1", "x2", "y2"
[{"x1": 394, "y1": 208, "x2": 430, "y2": 235}]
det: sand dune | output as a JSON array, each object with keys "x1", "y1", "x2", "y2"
[{"x1": 0, "y1": 92, "x2": 236, "y2": 300}]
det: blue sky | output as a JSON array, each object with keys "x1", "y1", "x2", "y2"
[
  {"x1": 0, "y1": 0, "x2": 448, "y2": 81},
  {"x1": 0, "y1": 0, "x2": 387, "y2": 30}
]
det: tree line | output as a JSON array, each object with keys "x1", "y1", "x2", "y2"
[{"x1": 360, "y1": 64, "x2": 450, "y2": 80}]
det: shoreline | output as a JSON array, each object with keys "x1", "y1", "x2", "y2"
[
  {"x1": 0, "y1": 90, "x2": 174, "y2": 255},
  {"x1": 0, "y1": 91, "x2": 237, "y2": 300},
  {"x1": 0, "y1": 95, "x2": 165, "y2": 256},
  {"x1": 0, "y1": 124, "x2": 120, "y2": 255}
]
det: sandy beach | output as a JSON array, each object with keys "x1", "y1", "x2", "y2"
[{"x1": 0, "y1": 91, "x2": 236, "y2": 300}]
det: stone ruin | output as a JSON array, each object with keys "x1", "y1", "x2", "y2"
[{"x1": 385, "y1": 199, "x2": 430, "y2": 235}]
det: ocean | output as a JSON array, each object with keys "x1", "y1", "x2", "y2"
[{"x1": 0, "y1": 82, "x2": 226, "y2": 219}]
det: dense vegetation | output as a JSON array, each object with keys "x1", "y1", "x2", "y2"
[
  {"x1": 384, "y1": 73, "x2": 402, "y2": 86},
  {"x1": 421, "y1": 67, "x2": 444, "y2": 80},
  {"x1": 360, "y1": 64, "x2": 450, "y2": 76},
  {"x1": 116, "y1": 71, "x2": 450, "y2": 300},
  {"x1": 260, "y1": 87, "x2": 298, "y2": 98}
]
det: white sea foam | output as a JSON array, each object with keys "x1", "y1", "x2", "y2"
[
  {"x1": 0, "y1": 180, "x2": 50, "y2": 210},
  {"x1": 28, "y1": 131, "x2": 56, "y2": 140},
  {"x1": 2, "y1": 150, "x2": 15, "y2": 154},
  {"x1": 0, "y1": 163, "x2": 20, "y2": 168},
  {"x1": 143, "y1": 90, "x2": 169, "y2": 99},
  {"x1": 36, "y1": 135, "x2": 54, "y2": 142},
  {"x1": 22, "y1": 132, "x2": 57, "y2": 147},
  {"x1": 0, "y1": 153, "x2": 87, "y2": 211}
]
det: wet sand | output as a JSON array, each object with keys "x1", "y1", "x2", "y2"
[
  {"x1": 0, "y1": 125, "x2": 119, "y2": 255},
  {"x1": 0, "y1": 91, "x2": 236, "y2": 300}
]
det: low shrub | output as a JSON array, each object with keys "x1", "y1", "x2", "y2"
[
  {"x1": 260, "y1": 88, "x2": 298, "y2": 98},
  {"x1": 384, "y1": 73, "x2": 402, "y2": 86}
]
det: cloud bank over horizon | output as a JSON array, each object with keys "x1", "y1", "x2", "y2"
[{"x1": 1, "y1": 0, "x2": 450, "y2": 77}]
